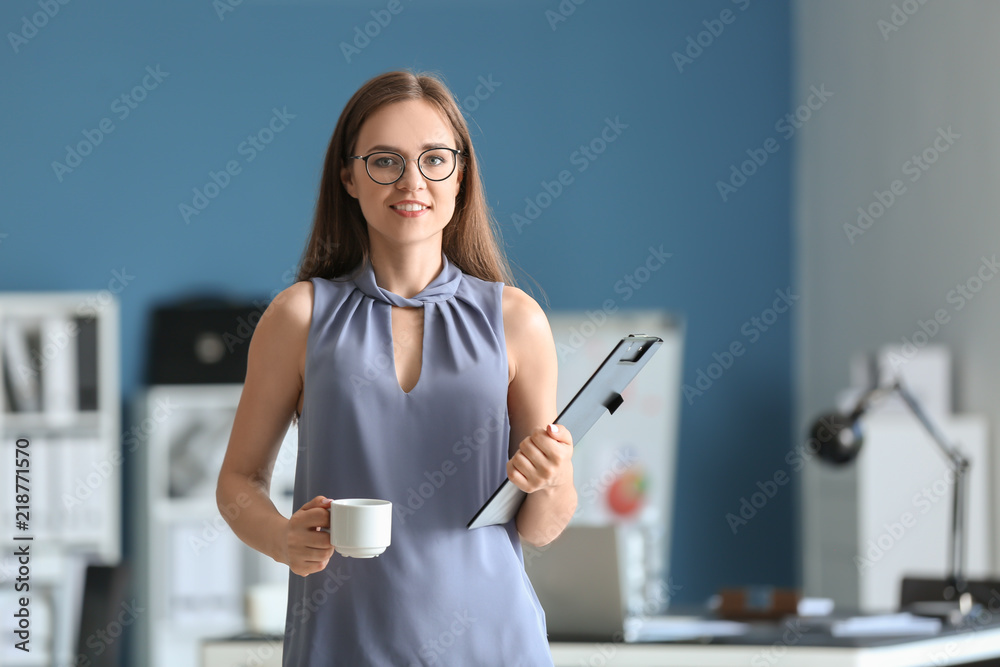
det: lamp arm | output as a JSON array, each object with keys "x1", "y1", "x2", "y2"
[
  {"x1": 821, "y1": 377, "x2": 975, "y2": 603},
  {"x1": 892, "y1": 380, "x2": 970, "y2": 471},
  {"x1": 891, "y1": 379, "x2": 970, "y2": 595},
  {"x1": 847, "y1": 385, "x2": 896, "y2": 420}
]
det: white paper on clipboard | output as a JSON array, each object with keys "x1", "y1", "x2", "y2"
[{"x1": 467, "y1": 334, "x2": 663, "y2": 529}]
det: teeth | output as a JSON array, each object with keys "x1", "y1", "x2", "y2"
[{"x1": 392, "y1": 204, "x2": 428, "y2": 212}]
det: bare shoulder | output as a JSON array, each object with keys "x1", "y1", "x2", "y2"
[
  {"x1": 267, "y1": 280, "x2": 314, "y2": 328},
  {"x1": 502, "y1": 285, "x2": 550, "y2": 338},
  {"x1": 224, "y1": 281, "x2": 314, "y2": 480},
  {"x1": 250, "y1": 280, "x2": 314, "y2": 358},
  {"x1": 501, "y1": 285, "x2": 555, "y2": 374}
]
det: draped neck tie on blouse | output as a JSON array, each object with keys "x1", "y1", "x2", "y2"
[{"x1": 352, "y1": 253, "x2": 463, "y2": 307}]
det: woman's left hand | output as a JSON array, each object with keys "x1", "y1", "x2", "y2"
[{"x1": 507, "y1": 423, "x2": 574, "y2": 493}]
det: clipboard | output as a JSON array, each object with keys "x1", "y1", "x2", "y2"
[{"x1": 467, "y1": 334, "x2": 663, "y2": 529}]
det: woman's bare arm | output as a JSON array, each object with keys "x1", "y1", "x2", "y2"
[
  {"x1": 216, "y1": 281, "x2": 335, "y2": 574},
  {"x1": 503, "y1": 286, "x2": 578, "y2": 547}
]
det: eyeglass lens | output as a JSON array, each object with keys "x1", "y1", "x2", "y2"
[{"x1": 366, "y1": 149, "x2": 457, "y2": 184}]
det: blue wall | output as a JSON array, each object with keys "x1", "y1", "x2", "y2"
[{"x1": 1, "y1": 0, "x2": 793, "y2": 604}]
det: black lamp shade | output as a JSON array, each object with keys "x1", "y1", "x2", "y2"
[{"x1": 808, "y1": 412, "x2": 864, "y2": 464}]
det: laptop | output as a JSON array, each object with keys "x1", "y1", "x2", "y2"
[
  {"x1": 524, "y1": 525, "x2": 749, "y2": 643},
  {"x1": 523, "y1": 524, "x2": 631, "y2": 641}
]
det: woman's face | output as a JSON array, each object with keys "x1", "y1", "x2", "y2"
[{"x1": 341, "y1": 99, "x2": 463, "y2": 253}]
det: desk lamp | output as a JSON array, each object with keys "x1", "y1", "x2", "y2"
[{"x1": 807, "y1": 378, "x2": 976, "y2": 621}]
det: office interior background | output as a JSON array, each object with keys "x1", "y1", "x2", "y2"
[{"x1": 2, "y1": 0, "x2": 1000, "y2": 664}]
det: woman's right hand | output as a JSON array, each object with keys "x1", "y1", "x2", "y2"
[{"x1": 284, "y1": 495, "x2": 336, "y2": 576}]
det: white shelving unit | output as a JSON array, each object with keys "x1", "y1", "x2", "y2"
[
  {"x1": 0, "y1": 292, "x2": 121, "y2": 667},
  {"x1": 130, "y1": 383, "x2": 297, "y2": 667}
]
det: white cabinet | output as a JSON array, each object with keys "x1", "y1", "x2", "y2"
[
  {"x1": 129, "y1": 384, "x2": 297, "y2": 667},
  {"x1": 0, "y1": 292, "x2": 120, "y2": 667}
]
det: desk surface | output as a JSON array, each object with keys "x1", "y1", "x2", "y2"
[
  {"x1": 202, "y1": 622, "x2": 1000, "y2": 667},
  {"x1": 550, "y1": 623, "x2": 1000, "y2": 667}
]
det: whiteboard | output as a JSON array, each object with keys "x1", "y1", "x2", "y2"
[{"x1": 548, "y1": 309, "x2": 684, "y2": 612}]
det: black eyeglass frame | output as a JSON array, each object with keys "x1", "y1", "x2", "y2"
[{"x1": 348, "y1": 148, "x2": 465, "y2": 185}]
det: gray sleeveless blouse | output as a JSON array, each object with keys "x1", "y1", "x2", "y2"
[{"x1": 282, "y1": 253, "x2": 552, "y2": 666}]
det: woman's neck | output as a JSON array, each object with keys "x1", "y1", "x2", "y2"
[{"x1": 368, "y1": 240, "x2": 444, "y2": 299}]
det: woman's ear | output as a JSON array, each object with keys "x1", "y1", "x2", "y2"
[{"x1": 341, "y1": 164, "x2": 358, "y2": 199}]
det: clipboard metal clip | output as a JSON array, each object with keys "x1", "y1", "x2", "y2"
[{"x1": 603, "y1": 392, "x2": 624, "y2": 415}]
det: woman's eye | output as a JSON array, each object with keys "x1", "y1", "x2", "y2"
[{"x1": 373, "y1": 157, "x2": 397, "y2": 168}]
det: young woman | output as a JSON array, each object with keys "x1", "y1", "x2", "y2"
[{"x1": 216, "y1": 70, "x2": 576, "y2": 665}]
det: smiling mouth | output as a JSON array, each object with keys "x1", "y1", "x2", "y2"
[{"x1": 390, "y1": 203, "x2": 429, "y2": 212}]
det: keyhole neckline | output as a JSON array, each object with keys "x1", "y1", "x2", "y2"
[
  {"x1": 389, "y1": 304, "x2": 425, "y2": 395},
  {"x1": 354, "y1": 252, "x2": 462, "y2": 307}
]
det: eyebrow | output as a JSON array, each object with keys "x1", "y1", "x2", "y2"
[{"x1": 364, "y1": 142, "x2": 453, "y2": 154}]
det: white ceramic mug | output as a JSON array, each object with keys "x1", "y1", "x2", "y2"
[{"x1": 329, "y1": 498, "x2": 392, "y2": 558}]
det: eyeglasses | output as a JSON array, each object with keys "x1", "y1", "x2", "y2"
[{"x1": 348, "y1": 148, "x2": 463, "y2": 185}]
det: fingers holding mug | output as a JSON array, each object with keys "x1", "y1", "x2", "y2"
[{"x1": 286, "y1": 495, "x2": 336, "y2": 576}]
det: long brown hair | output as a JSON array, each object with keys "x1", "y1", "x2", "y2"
[{"x1": 296, "y1": 70, "x2": 515, "y2": 285}]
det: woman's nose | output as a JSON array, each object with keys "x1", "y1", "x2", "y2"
[{"x1": 395, "y1": 159, "x2": 427, "y2": 190}]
